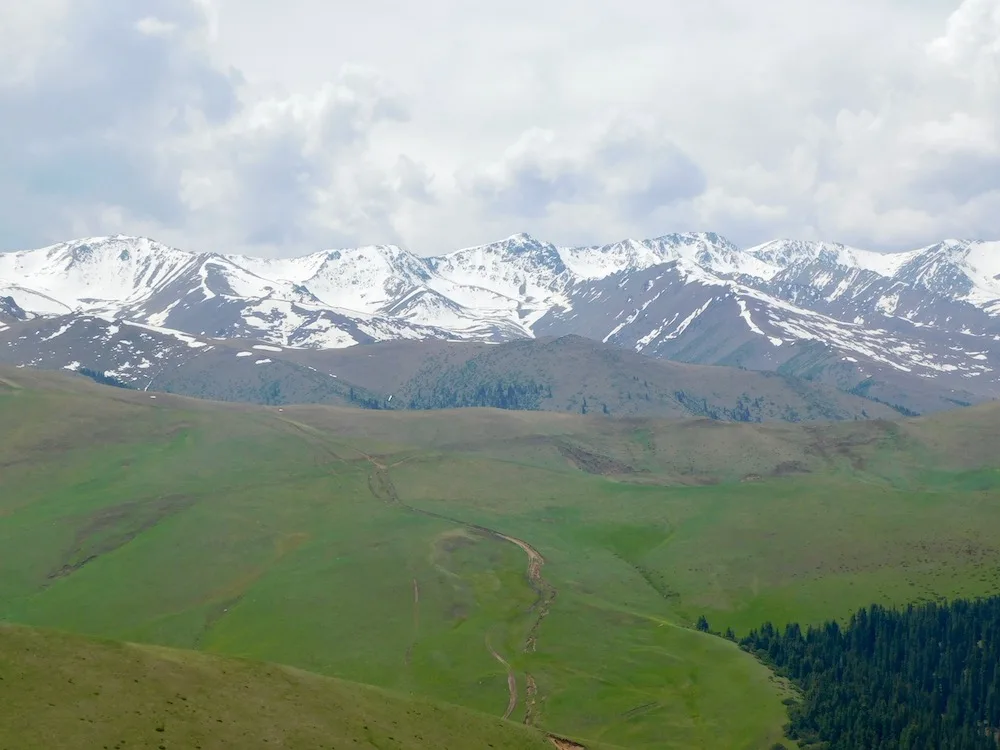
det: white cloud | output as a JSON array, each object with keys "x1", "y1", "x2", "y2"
[
  {"x1": 0, "y1": 1, "x2": 429, "y2": 255},
  {"x1": 1, "y1": 0, "x2": 998, "y2": 256},
  {"x1": 170, "y1": 66, "x2": 420, "y2": 253},
  {"x1": 135, "y1": 16, "x2": 178, "y2": 36}
]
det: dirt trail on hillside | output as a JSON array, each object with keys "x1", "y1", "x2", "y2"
[
  {"x1": 486, "y1": 636, "x2": 518, "y2": 720},
  {"x1": 493, "y1": 531, "x2": 556, "y2": 657},
  {"x1": 547, "y1": 736, "x2": 587, "y2": 749},
  {"x1": 356, "y1": 449, "x2": 557, "y2": 723},
  {"x1": 404, "y1": 578, "x2": 420, "y2": 666}
]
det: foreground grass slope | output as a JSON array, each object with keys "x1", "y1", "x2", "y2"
[
  {"x1": 3, "y1": 367, "x2": 1000, "y2": 748},
  {"x1": 0, "y1": 624, "x2": 556, "y2": 750}
]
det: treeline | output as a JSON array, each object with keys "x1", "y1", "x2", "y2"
[
  {"x1": 345, "y1": 379, "x2": 552, "y2": 411},
  {"x1": 406, "y1": 379, "x2": 550, "y2": 411},
  {"x1": 75, "y1": 366, "x2": 131, "y2": 390},
  {"x1": 736, "y1": 597, "x2": 1000, "y2": 749},
  {"x1": 848, "y1": 379, "x2": 920, "y2": 417},
  {"x1": 347, "y1": 386, "x2": 390, "y2": 410},
  {"x1": 674, "y1": 391, "x2": 766, "y2": 422}
]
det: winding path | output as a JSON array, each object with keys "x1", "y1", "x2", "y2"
[
  {"x1": 486, "y1": 635, "x2": 518, "y2": 720},
  {"x1": 356, "y1": 449, "x2": 557, "y2": 724},
  {"x1": 493, "y1": 531, "x2": 556, "y2": 657}
]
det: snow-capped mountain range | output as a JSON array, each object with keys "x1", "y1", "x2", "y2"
[{"x1": 2, "y1": 231, "x2": 999, "y2": 412}]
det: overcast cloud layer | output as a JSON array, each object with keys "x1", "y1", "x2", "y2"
[{"x1": 1, "y1": 0, "x2": 998, "y2": 256}]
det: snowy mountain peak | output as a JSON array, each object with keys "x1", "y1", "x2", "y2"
[
  {"x1": 453, "y1": 232, "x2": 562, "y2": 263},
  {"x1": 894, "y1": 239, "x2": 1000, "y2": 305},
  {"x1": 311, "y1": 243, "x2": 430, "y2": 278},
  {"x1": 746, "y1": 239, "x2": 845, "y2": 267},
  {"x1": 448, "y1": 232, "x2": 555, "y2": 254},
  {"x1": 651, "y1": 231, "x2": 737, "y2": 251},
  {"x1": 0, "y1": 236, "x2": 204, "y2": 314},
  {"x1": 59, "y1": 235, "x2": 197, "y2": 261},
  {"x1": 557, "y1": 232, "x2": 764, "y2": 281},
  {"x1": 423, "y1": 233, "x2": 570, "y2": 307},
  {"x1": 745, "y1": 239, "x2": 923, "y2": 279}
]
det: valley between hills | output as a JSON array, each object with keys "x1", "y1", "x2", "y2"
[{"x1": 4, "y1": 367, "x2": 1000, "y2": 748}]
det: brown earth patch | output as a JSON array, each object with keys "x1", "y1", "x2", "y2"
[
  {"x1": 524, "y1": 673, "x2": 540, "y2": 726},
  {"x1": 771, "y1": 460, "x2": 811, "y2": 477},
  {"x1": 555, "y1": 441, "x2": 635, "y2": 476},
  {"x1": 275, "y1": 532, "x2": 310, "y2": 557},
  {"x1": 802, "y1": 423, "x2": 896, "y2": 471}
]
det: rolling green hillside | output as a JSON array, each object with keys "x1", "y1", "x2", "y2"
[
  {"x1": 0, "y1": 624, "x2": 558, "y2": 750},
  {"x1": 3, "y1": 368, "x2": 1000, "y2": 748}
]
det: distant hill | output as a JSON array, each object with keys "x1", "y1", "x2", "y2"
[
  {"x1": 285, "y1": 334, "x2": 905, "y2": 420},
  {"x1": 0, "y1": 316, "x2": 902, "y2": 421}
]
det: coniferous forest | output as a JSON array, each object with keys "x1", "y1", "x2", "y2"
[
  {"x1": 738, "y1": 597, "x2": 1000, "y2": 749},
  {"x1": 405, "y1": 379, "x2": 550, "y2": 411}
]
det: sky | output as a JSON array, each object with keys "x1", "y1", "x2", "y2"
[{"x1": 0, "y1": 0, "x2": 998, "y2": 257}]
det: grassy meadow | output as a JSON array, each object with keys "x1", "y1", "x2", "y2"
[
  {"x1": 0, "y1": 623, "x2": 556, "y2": 750},
  {"x1": 2, "y1": 368, "x2": 1000, "y2": 748}
]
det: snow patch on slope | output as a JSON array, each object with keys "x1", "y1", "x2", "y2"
[{"x1": 737, "y1": 297, "x2": 783, "y2": 346}]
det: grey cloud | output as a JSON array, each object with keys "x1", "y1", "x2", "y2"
[
  {"x1": 905, "y1": 152, "x2": 1000, "y2": 209},
  {"x1": 314, "y1": 68, "x2": 409, "y2": 148},
  {"x1": 469, "y1": 123, "x2": 706, "y2": 222},
  {"x1": 471, "y1": 164, "x2": 586, "y2": 218},
  {"x1": 393, "y1": 156, "x2": 436, "y2": 204},
  {"x1": 4, "y1": 0, "x2": 238, "y2": 133},
  {"x1": 594, "y1": 126, "x2": 707, "y2": 218},
  {"x1": 236, "y1": 132, "x2": 319, "y2": 247},
  {"x1": 0, "y1": 0, "x2": 239, "y2": 247},
  {"x1": 0, "y1": 1, "x2": 430, "y2": 255}
]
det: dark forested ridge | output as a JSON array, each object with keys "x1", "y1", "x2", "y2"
[
  {"x1": 737, "y1": 598, "x2": 1000, "y2": 749},
  {"x1": 75, "y1": 366, "x2": 132, "y2": 390},
  {"x1": 404, "y1": 379, "x2": 550, "y2": 411}
]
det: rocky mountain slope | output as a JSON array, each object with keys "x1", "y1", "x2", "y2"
[{"x1": 1, "y1": 232, "x2": 998, "y2": 414}]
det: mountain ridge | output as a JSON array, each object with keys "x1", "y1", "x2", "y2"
[
  {"x1": 0, "y1": 317, "x2": 903, "y2": 420},
  {"x1": 2, "y1": 231, "x2": 999, "y2": 413}
]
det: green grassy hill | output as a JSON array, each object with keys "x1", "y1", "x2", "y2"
[
  {"x1": 3, "y1": 367, "x2": 1000, "y2": 748},
  {"x1": 0, "y1": 624, "x2": 558, "y2": 750}
]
